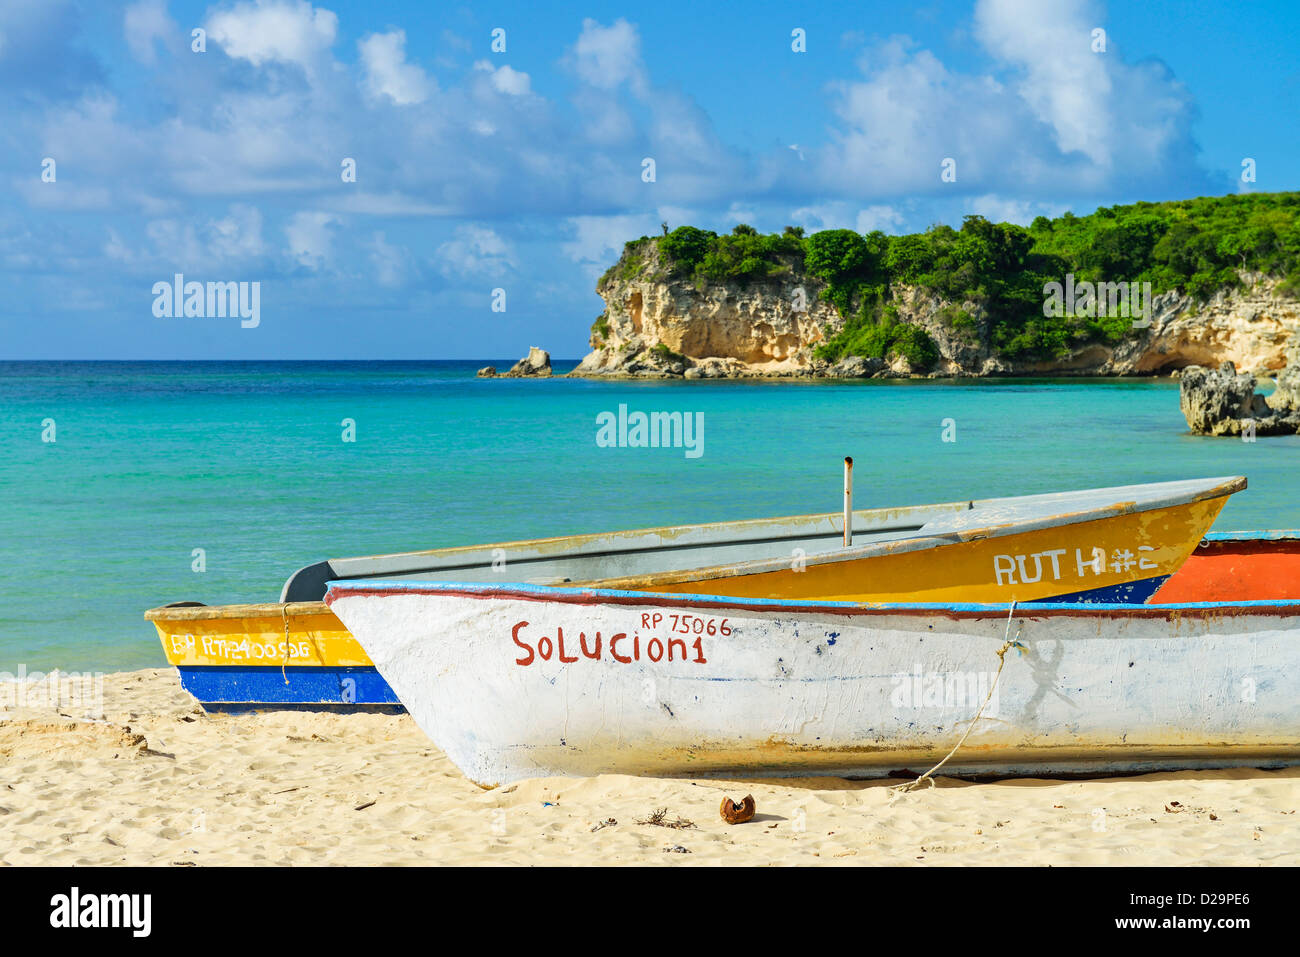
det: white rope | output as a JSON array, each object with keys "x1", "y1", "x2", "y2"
[
  {"x1": 281, "y1": 604, "x2": 291, "y2": 685},
  {"x1": 891, "y1": 601, "x2": 1022, "y2": 795}
]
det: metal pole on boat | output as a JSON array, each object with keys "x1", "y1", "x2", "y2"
[{"x1": 843, "y1": 456, "x2": 853, "y2": 547}]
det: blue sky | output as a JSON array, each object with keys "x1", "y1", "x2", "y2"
[{"x1": 2, "y1": 0, "x2": 1298, "y2": 359}]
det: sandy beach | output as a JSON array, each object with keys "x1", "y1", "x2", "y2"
[{"x1": 0, "y1": 668, "x2": 1295, "y2": 866}]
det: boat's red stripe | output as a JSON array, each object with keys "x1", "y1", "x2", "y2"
[
  {"x1": 1155, "y1": 539, "x2": 1300, "y2": 603},
  {"x1": 326, "y1": 583, "x2": 1300, "y2": 621}
]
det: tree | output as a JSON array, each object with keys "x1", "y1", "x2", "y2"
[
  {"x1": 658, "y1": 226, "x2": 715, "y2": 274},
  {"x1": 883, "y1": 233, "x2": 932, "y2": 282},
  {"x1": 804, "y1": 229, "x2": 869, "y2": 280}
]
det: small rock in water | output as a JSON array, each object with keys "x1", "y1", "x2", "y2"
[
  {"x1": 827, "y1": 355, "x2": 883, "y2": 379},
  {"x1": 502, "y1": 346, "x2": 553, "y2": 378},
  {"x1": 1180, "y1": 361, "x2": 1300, "y2": 436}
]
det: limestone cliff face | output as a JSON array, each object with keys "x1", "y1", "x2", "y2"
[
  {"x1": 572, "y1": 244, "x2": 842, "y2": 378},
  {"x1": 1106, "y1": 275, "x2": 1300, "y2": 374},
  {"x1": 572, "y1": 245, "x2": 1300, "y2": 378}
]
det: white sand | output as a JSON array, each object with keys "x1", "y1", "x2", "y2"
[{"x1": 1, "y1": 669, "x2": 1295, "y2": 865}]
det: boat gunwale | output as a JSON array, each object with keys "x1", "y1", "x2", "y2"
[
  {"x1": 145, "y1": 600, "x2": 331, "y2": 622},
  {"x1": 323, "y1": 578, "x2": 1300, "y2": 621}
]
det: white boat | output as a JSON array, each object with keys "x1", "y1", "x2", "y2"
[{"x1": 325, "y1": 580, "x2": 1300, "y2": 787}]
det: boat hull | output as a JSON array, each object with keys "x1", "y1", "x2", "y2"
[
  {"x1": 605, "y1": 496, "x2": 1228, "y2": 604},
  {"x1": 1154, "y1": 532, "x2": 1300, "y2": 603},
  {"x1": 327, "y1": 582, "x2": 1300, "y2": 786},
  {"x1": 146, "y1": 602, "x2": 400, "y2": 712}
]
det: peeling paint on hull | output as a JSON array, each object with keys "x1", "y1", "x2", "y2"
[{"x1": 326, "y1": 582, "x2": 1300, "y2": 786}]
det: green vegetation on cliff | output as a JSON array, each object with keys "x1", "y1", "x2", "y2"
[{"x1": 601, "y1": 192, "x2": 1300, "y2": 368}]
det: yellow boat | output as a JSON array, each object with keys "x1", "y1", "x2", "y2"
[{"x1": 146, "y1": 476, "x2": 1242, "y2": 710}]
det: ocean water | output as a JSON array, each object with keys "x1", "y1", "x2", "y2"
[{"x1": 2, "y1": 360, "x2": 1298, "y2": 673}]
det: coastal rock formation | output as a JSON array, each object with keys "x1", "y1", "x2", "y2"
[
  {"x1": 502, "y1": 347, "x2": 552, "y2": 378},
  {"x1": 476, "y1": 366, "x2": 497, "y2": 378},
  {"x1": 1179, "y1": 362, "x2": 1265, "y2": 435},
  {"x1": 571, "y1": 242, "x2": 841, "y2": 379},
  {"x1": 573, "y1": 240, "x2": 1300, "y2": 379},
  {"x1": 1180, "y1": 361, "x2": 1300, "y2": 436},
  {"x1": 827, "y1": 355, "x2": 885, "y2": 378},
  {"x1": 1266, "y1": 364, "x2": 1300, "y2": 410},
  {"x1": 1106, "y1": 277, "x2": 1300, "y2": 376}
]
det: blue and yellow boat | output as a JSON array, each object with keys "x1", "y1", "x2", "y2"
[{"x1": 145, "y1": 476, "x2": 1243, "y2": 711}]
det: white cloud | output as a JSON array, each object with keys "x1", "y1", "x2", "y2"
[
  {"x1": 569, "y1": 88, "x2": 634, "y2": 143},
  {"x1": 792, "y1": 202, "x2": 857, "y2": 232},
  {"x1": 19, "y1": 178, "x2": 114, "y2": 210},
  {"x1": 207, "y1": 0, "x2": 337, "y2": 71},
  {"x1": 329, "y1": 192, "x2": 452, "y2": 216},
  {"x1": 568, "y1": 18, "x2": 647, "y2": 96},
  {"x1": 820, "y1": 37, "x2": 1017, "y2": 194},
  {"x1": 144, "y1": 218, "x2": 205, "y2": 264},
  {"x1": 124, "y1": 0, "x2": 176, "y2": 66},
  {"x1": 110, "y1": 204, "x2": 267, "y2": 267},
  {"x1": 967, "y1": 194, "x2": 1067, "y2": 225},
  {"x1": 974, "y1": 0, "x2": 1112, "y2": 165},
  {"x1": 368, "y1": 231, "x2": 408, "y2": 286},
  {"x1": 359, "y1": 29, "x2": 433, "y2": 105},
  {"x1": 285, "y1": 210, "x2": 339, "y2": 268},
  {"x1": 473, "y1": 61, "x2": 531, "y2": 96},
  {"x1": 976, "y1": 0, "x2": 1197, "y2": 178},
  {"x1": 856, "y1": 205, "x2": 904, "y2": 233},
  {"x1": 207, "y1": 204, "x2": 266, "y2": 258},
  {"x1": 436, "y1": 225, "x2": 513, "y2": 277},
  {"x1": 723, "y1": 202, "x2": 758, "y2": 228},
  {"x1": 104, "y1": 228, "x2": 135, "y2": 263},
  {"x1": 789, "y1": 202, "x2": 903, "y2": 235},
  {"x1": 562, "y1": 213, "x2": 658, "y2": 266},
  {"x1": 656, "y1": 207, "x2": 697, "y2": 231},
  {"x1": 817, "y1": 0, "x2": 1200, "y2": 197}
]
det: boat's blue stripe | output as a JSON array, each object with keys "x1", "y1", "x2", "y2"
[
  {"x1": 1203, "y1": 530, "x2": 1300, "y2": 542},
  {"x1": 176, "y1": 666, "x2": 401, "y2": 707},
  {"x1": 1039, "y1": 576, "x2": 1170, "y2": 604},
  {"x1": 329, "y1": 575, "x2": 1300, "y2": 614}
]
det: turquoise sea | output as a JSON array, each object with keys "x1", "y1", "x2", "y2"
[{"x1": 3, "y1": 360, "x2": 1298, "y2": 673}]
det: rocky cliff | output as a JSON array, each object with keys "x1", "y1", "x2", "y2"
[
  {"x1": 571, "y1": 243, "x2": 1300, "y2": 379},
  {"x1": 571, "y1": 242, "x2": 840, "y2": 379}
]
